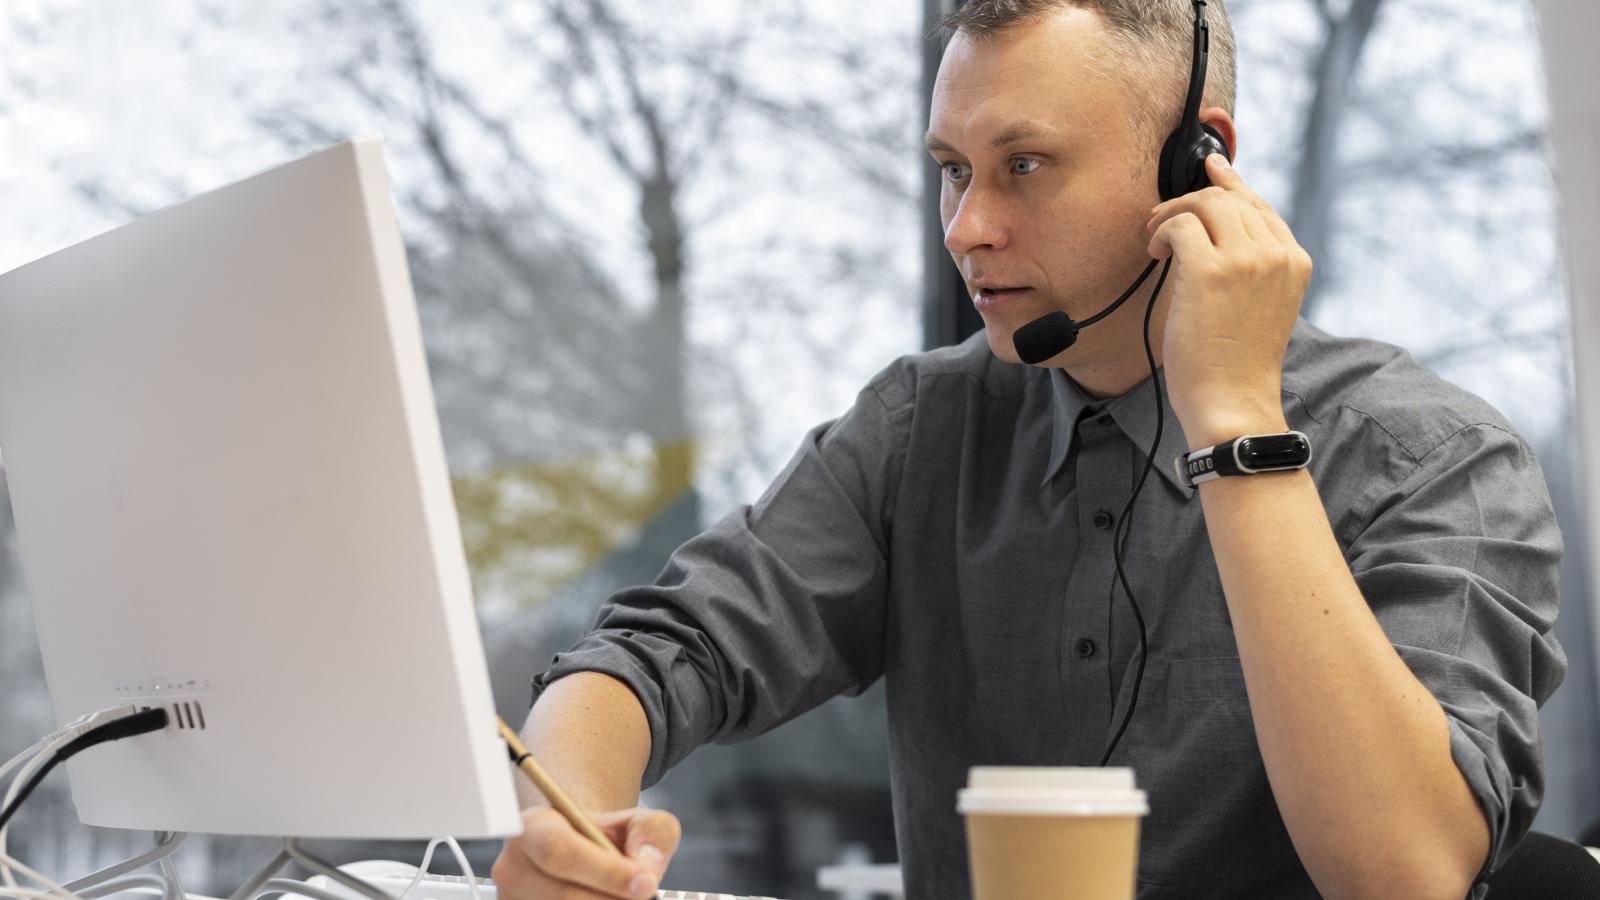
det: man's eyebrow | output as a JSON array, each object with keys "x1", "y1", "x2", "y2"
[
  {"x1": 923, "y1": 122, "x2": 1062, "y2": 154},
  {"x1": 989, "y1": 121, "x2": 1059, "y2": 148}
]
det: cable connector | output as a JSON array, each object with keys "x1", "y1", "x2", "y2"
[
  {"x1": 56, "y1": 708, "x2": 169, "y2": 758},
  {"x1": 0, "y1": 708, "x2": 169, "y2": 832},
  {"x1": 60, "y1": 704, "x2": 159, "y2": 743}
]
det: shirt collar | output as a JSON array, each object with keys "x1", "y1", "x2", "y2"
[
  {"x1": 1042, "y1": 366, "x2": 1196, "y2": 499},
  {"x1": 1043, "y1": 368, "x2": 1092, "y2": 489}
]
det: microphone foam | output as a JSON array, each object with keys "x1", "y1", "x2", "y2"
[{"x1": 1013, "y1": 312, "x2": 1078, "y2": 364}]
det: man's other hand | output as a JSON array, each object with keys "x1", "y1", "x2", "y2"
[{"x1": 492, "y1": 805, "x2": 681, "y2": 900}]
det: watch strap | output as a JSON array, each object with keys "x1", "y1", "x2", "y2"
[{"x1": 1174, "y1": 430, "x2": 1312, "y2": 489}]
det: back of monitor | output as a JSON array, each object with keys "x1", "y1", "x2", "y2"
[{"x1": 0, "y1": 138, "x2": 520, "y2": 838}]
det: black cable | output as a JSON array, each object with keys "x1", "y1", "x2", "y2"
[
  {"x1": 0, "y1": 707, "x2": 169, "y2": 832},
  {"x1": 1099, "y1": 256, "x2": 1173, "y2": 768},
  {"x1": 1077, "y1": 258, "x2": 1160, "y2": 330}
]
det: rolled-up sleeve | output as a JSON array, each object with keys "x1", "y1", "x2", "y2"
[
  {"x1": 529, "y1": 365, "x2": 913, "y2": 788},
  {"x1": 1345, "y1": 422, "x2": 1567, "y2": 889}
]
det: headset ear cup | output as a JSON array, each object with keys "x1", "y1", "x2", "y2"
[
  {"x1": 1186, "y1": 124, "x2": 1230, "y2": 193},
  {"x1": 1159, "y1": 124, "x2": 1231, "y2": 201},
  {"x1": 1201, "y1": 123, "x2": 1231, "y2": 163},
  {"x1": 1157, "y1": 129, "x2": 1184, "y2": 202}
]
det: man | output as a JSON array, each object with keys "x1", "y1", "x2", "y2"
[{"x1": 492, "y1": 2, "x2": 1566, "y2": 898}]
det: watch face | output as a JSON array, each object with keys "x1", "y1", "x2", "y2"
[{"x1": 1237, "y1": 434, "x2": 1310, "y2": 469}]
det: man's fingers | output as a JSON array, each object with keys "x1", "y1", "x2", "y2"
[
  {"x1": 1232, "y1": 198, "x2": 1278, "y2": 246},
  {"x1": 1149, "y1": 186, "x2": 1247, "y2": 248},
  {"x1": 1149, "y1": 211, "x2": 1217, "y2": 264},
  {"x1": 512, "y1": 806, "x2": 661, "y2": 899},
  {"x1": 1204, "y1": 154, "x2": 1298, "y2": 245},
  {"x1": 624, "y1": 809, "x2": 684, "y2": 865},
  {"x1": 490, "y1": 846, "x2": 533, "y2": 899},
  {"x1": 492, "y1": 844, "x2": 650, "y2": 900},
  {"x1": 1203, "y1": 153, "x2": 1255, "y2": 200}
]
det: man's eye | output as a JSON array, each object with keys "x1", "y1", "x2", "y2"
[
  {"x1": 942, "y1": 162, "x2": 970, "y2": 183},
  {"x1": 1011, "y1": 157, "x2": 1042, "y2": 175}
]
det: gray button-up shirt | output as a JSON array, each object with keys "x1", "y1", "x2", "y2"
[{"x1": 531, "y1": 317, "x2": 1566, "y2": 898}]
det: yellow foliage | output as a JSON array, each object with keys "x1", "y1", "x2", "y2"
[{"x1": 451, "y1": 437, "x2": 696, "y2": 609}]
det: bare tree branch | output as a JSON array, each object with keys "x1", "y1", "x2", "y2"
[
  {"x1": 535, "y1": 0, "x2": 647, "y2": 181},
  {"x1": 1413, "y1": 326, "x2": 1563, "y2": 370},
  {"x1": 1344, "y1": 128, "x2": 1545, "y2": 180}
]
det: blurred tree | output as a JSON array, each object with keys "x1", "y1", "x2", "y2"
[
  {"x1": 1284, "y1": 0, "x2": 1383, "y2": 312},
  {"x1": 1231, "y1": 0, "x2": 1563, "y2": 380},
  {"x1": 225, "y1": 0, "x2": 921, "y2": 615},
  {"x1": 2, "y1": 0, "x2": 922, "y2": 890}
]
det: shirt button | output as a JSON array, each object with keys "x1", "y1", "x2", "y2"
[
  {"x1": 1092, "y1": 509, "x2": 1114, "y2": 530},
  {"x1": 1076, "y1": 638, "x2": 1096, "y2": 658}
]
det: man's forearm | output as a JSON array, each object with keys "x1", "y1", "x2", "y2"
[
  {"x1": 518, "y1": 671, "x2": 653, "y2": 812},
  {"x1": 1195, "y1": 458, "x2": 1490, "y2": 900}
]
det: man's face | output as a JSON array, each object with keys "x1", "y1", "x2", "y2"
[{"x1": 927, "y1": 9, "x2": 1160, "y2": 366}]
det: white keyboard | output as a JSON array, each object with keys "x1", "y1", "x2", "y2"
[{"x1": 301, "y1": 867, "x2": 786, "y2": 900}]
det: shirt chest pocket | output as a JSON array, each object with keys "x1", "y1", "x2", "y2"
[{"x1": 1132, "y1": 657, "x2": 1303, "y2": 885}]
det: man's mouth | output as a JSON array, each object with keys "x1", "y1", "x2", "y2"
[{"x1": 974, "y1": 286, "x2": 1032, "y2": 308}]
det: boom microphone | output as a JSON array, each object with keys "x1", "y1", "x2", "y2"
[
  {"x1": 1011, "y1": 258, "x2": 1160, "y2": 364},
  {"x1": 1013, "y1": 311, "x2": 1079, "y2": 364}
]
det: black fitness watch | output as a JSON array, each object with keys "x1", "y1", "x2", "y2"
[{"x1": 1175, "y1": 431, "x2": 1312, "y2": 489}]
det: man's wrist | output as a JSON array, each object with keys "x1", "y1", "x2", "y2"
[{"x1": 1180, "y1": 399, "x2": 1289, "y2": 451}]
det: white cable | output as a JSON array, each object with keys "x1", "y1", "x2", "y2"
[
  {"x1": 394, "y1": 837, "x2": 480, "y2": 900},
  {"x1": 437, "y1": 838, "x2": 481, "y2": 900},
  {"x1": 0, "y1": 736, "x2": 74, "y2": 895},
  {"x1": 396, "y1": 841, "x2": 441, "y2": 900},
  {"x1": 74, "y1": 874, "x2": 169, "y2": 900},
  {"x1": 1, "y1": 707, "x2": 131, "y2": 784},
  {"x1": 248, "y1": 877, "x2": 355, "y2": 900},
  {"x1": 0, "y1": 738, "x2": 53, "y2": 791},
  {"x1": 0, "y1": 705, "x2": 148, "y2": 896},
  {"x1": 0, "y1": 874, "x2": 173, "y2": 900},
  {"x1": 0, "y1": 851, "x2": 78, "y2": 900}
]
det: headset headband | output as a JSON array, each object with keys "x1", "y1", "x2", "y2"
[{"x1": 1180, "y1": 0, "x2": 1209, "y2": 139}]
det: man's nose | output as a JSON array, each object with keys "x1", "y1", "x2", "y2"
[{"x1": 943, "y1": 187, "x2": 1009, "y2": 256}]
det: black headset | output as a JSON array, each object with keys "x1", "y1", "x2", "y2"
[
  {"x1": 1159, "y1": 0, "x2": 1230, "y2": 203},
  {"x1": 1012, "y1": 0, "x2": 1230, "y2": 363},
  {"x1": 1008, "y1": 0, "x2": 1228, "y2": 768}
]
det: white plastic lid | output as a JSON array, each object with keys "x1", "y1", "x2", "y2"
[{"x1": 957, "y1": 766, "x2": 1149, "y2": 817}]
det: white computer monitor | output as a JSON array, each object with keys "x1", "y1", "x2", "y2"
[{"x1": 0, "y1": 137, "x2": 521, "y2": 840}]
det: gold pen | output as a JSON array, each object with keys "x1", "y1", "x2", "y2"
[{"x1": 496, "y1": 715, "x2": 622, "y2": 854}]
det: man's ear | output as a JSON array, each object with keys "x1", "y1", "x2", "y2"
[{"x1": 1199, "y1": 107, "x2": 1238, "y2": 162}]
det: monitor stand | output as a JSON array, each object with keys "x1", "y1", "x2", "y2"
[
  {"x1": 62, "y1": 831, "x2": 186, "y2": 900},
  {"x1": 233, "y1": 839, "x2": 392, "y2": 900},
  {"x1": 56, "y1": 832, "x2": 394, "y2": 900}
]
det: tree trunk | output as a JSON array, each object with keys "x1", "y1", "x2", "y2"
[
  {"x1": 640, "y1": 167, "x2": 699, "y2": 525},
  {"x1": 1290, "y1": 0, "x2": 1383, "y2": 321}
]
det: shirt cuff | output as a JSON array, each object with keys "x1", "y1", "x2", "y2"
[
  {"x1": 1447, "y1": 713, "x2": 1517, "y2": 892},
  {"x1": 529, "y1": 632, "x2": 715, "y2": 790}
]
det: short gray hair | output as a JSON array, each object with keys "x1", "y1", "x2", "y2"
[{"x1": 940, "y1": 0, "x2": 1237, "y2": 163}]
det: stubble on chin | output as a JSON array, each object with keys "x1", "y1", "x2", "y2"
[{"x1": 983, "y1": 323, "x2": 1020, "y2": 364}]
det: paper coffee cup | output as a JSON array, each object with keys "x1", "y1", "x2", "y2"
[{"x1": 958, "y1": 767, "x2": 1148, "y2": 899}]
